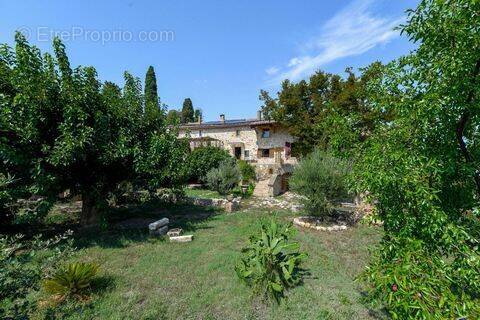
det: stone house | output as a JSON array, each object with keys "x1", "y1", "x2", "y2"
[{"x1": 178, "y1": 112, "x2": 297, "y2": 196}]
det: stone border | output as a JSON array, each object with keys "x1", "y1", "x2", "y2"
[
  {"x1": 186, "y1": 196, "x2": 241, "y2": 212},
  {"x1": 293, "y1": 217, "x2": 348, "y2": 231}
]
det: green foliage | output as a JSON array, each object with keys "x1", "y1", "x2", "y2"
[
  {"x1": 205, "y1": 159, "x2": 241, "y2": 195},
  {"x1": 0, "y1": 34, "x2": 187, "y2": 225},
  {"x1": 237, "y1": 160, "x2": 256, "y2": 182},
  {"x1": 184, "y1": 146, "x2": 232, "y2": 182},
  {"x1": 0, "y1": 232, "x2": 74, "y2": 318},
  {"x1": 353, "y1": 1, "x2": 480, "y2": 318},
  {"x1": 43, "y1": 262, "x2": 99, "y2": 302},
  {"x1": 144, "y1": 65, "x2": 163, "y2": 126},
  {"x1": 0, "y1": 173, "x2": 15, "y2": 223},
  {"x1": 289, "y1": 149, "x2": 350, "y2": 218},
  {"x1": 194, "y1": 108, "x2": 202, "y2": 122},
  {"x1": 235, "y1": 219, "x2": 307, "y2": 303},
  {"x1": 166, "y1": 109, "x2": 181, "y2": 125},
  {"x1": 360, "y1": 237, "x2": 480, "y2": 319},
  {"x1": 260, "y1": 64, "x2": 389, "y2": 157},
  {"x1": 181, "y1": 98, "x2": 194, "y2": 123}
]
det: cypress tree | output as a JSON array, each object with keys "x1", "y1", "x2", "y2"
[
  {"x1": 194, "y1": 108, "x2": 202, "y2": 122},
  {"x1": 144, "y1": 66, "x2": 159, "y2": 118},
  {"x1": 181, "y1": 98, "x2": 195, "y2": 123}
]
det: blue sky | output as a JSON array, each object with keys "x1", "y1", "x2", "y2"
[{"x1": 0, "y1": 0, "x2": 418, "y2": 121}]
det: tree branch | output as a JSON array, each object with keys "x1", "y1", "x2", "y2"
[{"x1": 456, "y1": 59, "x2": 480, "y2": 196}]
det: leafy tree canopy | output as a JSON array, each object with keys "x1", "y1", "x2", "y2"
[
  {"x1": 0, "y1": 33, "x2": 187, "y2": 225},
  {"x1": 260, "y1": 64, "x2": 391, "y2": 157},
  {"x1": 355, "y1": 0, "x2": 480, "y2": 317}
]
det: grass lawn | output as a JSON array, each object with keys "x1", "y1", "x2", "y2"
[
  {"x1": 184, "y1": 188, "x2": 225, "y2": 199},
  {"x1": 37, "y1": 201, "x2": 384, "y2": 320}
]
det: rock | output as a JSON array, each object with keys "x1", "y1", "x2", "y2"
[
  {"x1": 170, "y1": 235, "x2": 193, "y2": 242},
  {"x1": 149, "y1": 225, "x2": 168, "y2": 237},
  {"x1": 167, "y1": 228, "x2": 183, "y2": 237},
  {"x1": 224, "y1": 201, "x2": 240, "y2": 212},
  {"x1": 148, "y1": 218, "x2": 169, "y2": 231}
]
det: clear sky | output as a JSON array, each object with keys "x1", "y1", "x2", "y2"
[{"x1": 0, "y1": 0, "x2": 418, "y2": 121}]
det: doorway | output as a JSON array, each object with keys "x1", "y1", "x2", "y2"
[{"x1": 234, "y1": 147, "x2": 242, "y2": 159}]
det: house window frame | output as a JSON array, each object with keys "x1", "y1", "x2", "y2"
[
  {"x1": 260, "y1": 148, "x2": 270, "y2": 158},
  {"x1": 261, "y1": 129, "x2": 270, "y2": 138},
  {"x1": 235, "y1": 129, "x2": 241, "y2": 137},
  {"x1": 244, "y1": 150, "x2": 250, "y2": 159}
]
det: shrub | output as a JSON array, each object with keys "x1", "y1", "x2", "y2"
[
  {"x1": 204, "y1": 159, "x2": 241, "y2": 195},
  {"x1": 0, "y1": 232, "x2": 74, "y2": 318},
  {"x1": 235, "y1": 218, "x2": 307, "y2": 303},
  {"x1": 43, "y1": 262, "x2": 99, "y2": 303},
  {"x1": 237, "y1": 160, "x2": 256, "y2": 183},
  {"x1": 289, "y1": 149, "x2": 350, "y2": 218},
  {"x1": 360, "y1": 236, "x2": 480, "y2": 319},
  {"x1": 184, "y1": 146, "x2": 233, "y2": 182}
]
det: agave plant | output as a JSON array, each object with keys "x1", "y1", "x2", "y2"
[
  {"x1": 43, "y1": 262, "x2": 99, "y2": 302},
  {"x1": 235, "y1": 219, "x2": 307, "y2": 303}
]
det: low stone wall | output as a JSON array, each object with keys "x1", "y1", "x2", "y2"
[
  {"x1": 186, "y1": 197, "x2": 241, "y2": 212},
  {"x1": 293, "y1": 217, "x2": 348, "y2": 231}
]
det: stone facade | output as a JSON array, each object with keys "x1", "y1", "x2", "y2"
[
  {"x1": 178, "y1": 116, "x2": 297, "y2": 166},
  {"x1": 178, "y1": 114, "x2": 298, "y2": 196}
]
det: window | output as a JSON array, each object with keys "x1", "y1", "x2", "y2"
[
  {"x1": 261, "y1": 149, "x2": 270, "y2": 158},
  {"x1": 235, "y1": 130, "x2": 240, "y2": 137},
  {"x1": 261, "y1": 129, "x2": 270, "y2": 138},
  {"x1": 285, "y1": 142, "x2": 291, "y2": 158},
  {"x1": 244, "y1": 150, "x2": 250, "y2": 158},
  {"x1": 198, "y1": 130, "x2": 202, "y2": 137}
]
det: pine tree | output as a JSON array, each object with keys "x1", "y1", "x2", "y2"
[{"x1": 181, "y1": 98, "x2": 194, "y2": 123}]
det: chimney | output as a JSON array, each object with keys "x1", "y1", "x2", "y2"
[
  {"x1": 220, "y1": 114, "x2": 225, "y2": 123},
  {"x1": 197, "y1": 114, "x2": 202, "y2": 124},
  {"x1": 257, "y1": 110, "x2": 263, "y2": 120}
]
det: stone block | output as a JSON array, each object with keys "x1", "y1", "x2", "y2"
[
  {"x1": 169, "y1": 235, "x2": 193, "y2": 242},
  {"x1": 224, "y1": 201, "x2": 240, "y2": 212},
  {"x1": 148, "y1": 218, "x2": 169, "y2": 231},
  {"x1": 149, "y1": 225, "x2": 168, "y2": 237},
  {"x1": 167, "y1": 228, "x2": 183, "y2": 237}
]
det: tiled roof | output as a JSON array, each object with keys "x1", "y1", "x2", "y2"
[{"x1": 179, "y1": 118, "x2": 276, "y2": 129}]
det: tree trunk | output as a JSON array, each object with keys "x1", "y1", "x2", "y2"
[
  {"x1": 80, "y1": 192, "x2": 101, "y2": 226},
  {"x1": 455, "y1": 59, "x2": 480, "y2": 197}
]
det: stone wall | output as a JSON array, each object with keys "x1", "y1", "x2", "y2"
[{"x1": 178, "y1": 125, "x2": 295, "y2": 163}]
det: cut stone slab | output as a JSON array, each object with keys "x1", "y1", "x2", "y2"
[
  {"x1": 167, "y1": 228, "x2": 183, "y2": 237},
  {"x1": 149, "y1": 225, "x2": 168, "y2": 237},
  {"x1": 169, "y1": 235, "x2": 193, "y2": 242},
  {"x1": 148, "y1": 218, "x2": 169, "y2": 231}
]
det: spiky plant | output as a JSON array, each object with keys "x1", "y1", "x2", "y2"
[
  {"x1": 43, "y1": 262, "x2": 99, "y2": 302},
  {"x1": 235, "y1": 219, "x2": 307, "y2": 303}
]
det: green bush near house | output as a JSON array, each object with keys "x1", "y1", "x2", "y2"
[
  {"x1": 235, "y1": 218, "x2": 307, "y2": 303},
  {"x1": 184, "y1": 146, "x2": 233, "y2": 183},
  {"x1": 289, "y1": 149, "x2": 350, "y2": 218},
  {"x1": 205, "y1": 159, "x2": 241, "y2": 195},
  {"x1": 237, "y1": 160, "x2": 256, "y2": 183}
]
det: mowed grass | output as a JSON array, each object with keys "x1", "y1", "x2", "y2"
[
  {"x1": 47, "y1": 204, "x2": 383, "y2": 320},
  {"x1": 184, "y1": 188, "x2": 225, "y2": 199}
]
